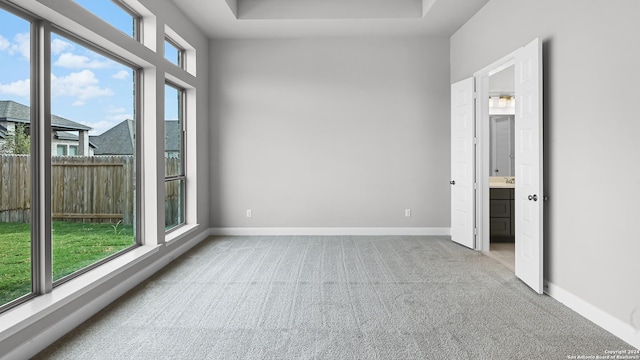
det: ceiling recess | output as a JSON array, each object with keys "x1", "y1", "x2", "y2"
[{"x1": 234, "y1": 0, "x2": 424, "y2": 20}]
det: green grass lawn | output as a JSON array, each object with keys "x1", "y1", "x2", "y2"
[{"x1": 0, "y1": 221, "x2": 134, "y2": 306}]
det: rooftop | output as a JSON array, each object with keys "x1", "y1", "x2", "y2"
[{"x1": 0, "y1": 100, "x2": 92, "y2": 131}]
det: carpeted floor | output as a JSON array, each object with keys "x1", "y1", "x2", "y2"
[{"x1": 34, "y1": 236, "x2": 632, "y2": 359}]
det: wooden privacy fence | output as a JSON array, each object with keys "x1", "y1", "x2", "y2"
[
  {"x1": 51, "y1": 156, "x2": 135, "y2": 224},
  {"x1": 0, "y1": 155, "x2": 30, "y2": 223},
  {"x1": 0, "y1": 155, "x2": 135, "y2": 224},
  {"x1": 164, "y1": 157, "x2": 183, "y2": 228}
]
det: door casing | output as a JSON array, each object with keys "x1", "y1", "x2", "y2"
[{"x1": 474, "y1": 57, "x2": 516, "y2": 253}]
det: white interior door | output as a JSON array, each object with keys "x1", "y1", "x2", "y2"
[
  {"x1": 491, "y1": 116, "x2": 514, "y2": 176},
  {"x1": 450, "y1": 77, "x2": 475, "y2": 249},
  {"x1": 514, "y1": 38, "x2": 544, "y2": 293}
]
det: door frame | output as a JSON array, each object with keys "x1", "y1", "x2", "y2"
[{"x1": 473, "y1": 52, "x2": 518, "y2": 252}]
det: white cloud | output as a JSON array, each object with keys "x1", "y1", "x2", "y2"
[
  {"x1": 51, "y1": 39, "x2": 73, "y2": 55},
  {"x1": 90, "y1": 120, "x2": 119, "y2": 135},
  {"x1": 51, "y1": 70, "x2": 113, "y2": 106},
  {"x1": 9, "y1": 32, "x2": 30, "y2": 59},
  {"x1": 0, "y1": 35, "x2": 10, "y2": 51},
  {"x1": 112, "y1": 70, "x2": 130, "y2": 80},
  {"x1": 0, "y1": 78, "x2": 30, "y2": 98},
  {"x1": 107, "y1": 106, "x2": 127, "y2": 113},
  {"x1": 87, "y1": 107, "x2": 133, "y2": 134},
  {"x1": 54, "y1": 52, "x2": 111, "y2": 69},
  {"x1": 90, "y1": 115, "x2": 132, "y2": 135}
]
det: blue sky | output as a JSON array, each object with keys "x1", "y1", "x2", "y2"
[{"x1": 0, "y1": 2, "x2": 177, "y2": 135}]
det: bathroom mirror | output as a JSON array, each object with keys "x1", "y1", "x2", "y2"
[{"x1": 489, "y1": 65, "x2": 515, "y2": 176}]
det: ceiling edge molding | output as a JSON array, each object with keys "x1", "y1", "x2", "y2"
[
  {"x1": 225, "y1": 0, "x2": 238, "y2": 18},
  {"x1": 422, "y1": 0, "x2": 437, "y2": 17}
]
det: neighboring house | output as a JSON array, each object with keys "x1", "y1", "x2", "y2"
[
  {"x1": 90, "y1": 119, "x2": 135, "y2": 155},
  {"x1": 0, "y1": 100, "x2": 95, "y2": 156},
  {"x1": 91, "y1": 119, "x2": 180, "y2": 157},
  {"x1": 164, "y1": 120, "x2": 181, "y2": 158}
]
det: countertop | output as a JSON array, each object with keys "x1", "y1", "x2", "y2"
[{"x1": 489, "y1": 176, "x2": 515, "y2": 188}]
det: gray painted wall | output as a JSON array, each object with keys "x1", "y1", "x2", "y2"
[
  {"x1": 451, "y1": 0, "x2": 640, "y2": 331},
  {"x1": 209, "y1": 38, "x2": 451, "y2": 228}
]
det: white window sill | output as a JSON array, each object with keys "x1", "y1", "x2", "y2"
[
  {"x1": 0, "y1": 244, "x2": 160, "y2": 341},
  {"x1": 165, "y1": 223, "x2": 200, "y2": 246}
]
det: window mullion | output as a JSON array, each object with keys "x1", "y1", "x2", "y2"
[{"x1": 32, "y1": 20, "x2": 53, "y2": 295}]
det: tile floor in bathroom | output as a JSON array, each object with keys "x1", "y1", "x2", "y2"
[{"x1": 485, "y1": 242, "x2": 515, "y2": 272}]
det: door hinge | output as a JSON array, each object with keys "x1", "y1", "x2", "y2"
[
  {"x1": 473, "y1": 137, "x2": 478, "y2": 144},
  {"x1": 474, "y1": 228, "x2": 477, "y2": 236},
  {"x1": 473, "y1": 92, "x2": 478, "y2": 99}
]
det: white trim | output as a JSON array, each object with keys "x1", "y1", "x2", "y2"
[
  {"x1": 545, "y1": 281, "x2": 640, "y2": 350},
  {"x1": 209, "y1": 227, "x2": 451, "y2": 236},
  {"x1": 0, "y1": 229, "x2": 211, "y2": 360},
  {"x1": 164, "y1": 23, "x2": 196, "y2": 76},
  {"x1": 165, "y1": 223, "x2": 200, "y2": 245},
  {"x1": 474, "y1": 49, "x2": 518, "y2": 79}
]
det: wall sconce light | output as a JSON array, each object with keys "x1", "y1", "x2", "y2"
[
  {"x1": 498, "y1": 95, "x2": 508, "y2": 107},
  {"x1": 489, "y1": 97, "x2": 494, "y2": 107}
]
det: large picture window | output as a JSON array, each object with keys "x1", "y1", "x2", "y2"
[
  {"x1": 0, "y1": 6, "x2": 32, "y2": 310},
  {"x1": 0, "y1": 1, "x2": 144, "y2": 312},
  {"x1": 164, "y1": 83, "x2": 185, "y2": 231},
  {"x1": 50, "y1": 32, "x2": 137, "y2": 283}
]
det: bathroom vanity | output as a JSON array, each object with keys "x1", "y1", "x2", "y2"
[{"x1": 489, "y1": 177, "x2": 515, "y2": 241}]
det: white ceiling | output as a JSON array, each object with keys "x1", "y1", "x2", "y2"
[{"x1": 170, "y1": 0, "x2": 489, "y2": 39}]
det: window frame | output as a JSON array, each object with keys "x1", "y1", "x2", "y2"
[
  {"x1": 164, "y1": 36, "x2": 184, "y2": 69},
  {"x1": 164, "y1": 24, "x2": 197, "y2": 76},
  {"x1": 73, "y1": 0, "x2": 142, "y2": 41},
  {"x1": 113, "y1": 0, "x2": 142, "y2": 40},
  {"x1": 56, "y1": 144, "x2": 67, "y2": 156},
  {"x1": 50, "y1": 26, "x2": 142, "y2": 287},
  {"x1": 0, "y1": 4, "x2": 38, "y2": 314}
]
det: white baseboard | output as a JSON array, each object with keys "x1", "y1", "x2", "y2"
[
  {"x1": 545, "y1": 281, "x2": 640, "y2": 350},
  {"x1": 1, "y1": 229, "x2": 211, "y2": 360},
  {"x1": 209, "y1": 227, "x2": 451, "y2": 236}
]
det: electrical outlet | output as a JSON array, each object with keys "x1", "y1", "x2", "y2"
[
  {"x1": 246, "y1": 209, "x2": 252, "y2": 218},
  {"x1": 405, "y1": 209, "x2": 411, "y2": 217}
]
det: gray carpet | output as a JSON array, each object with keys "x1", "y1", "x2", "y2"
[{"x1": 34, "y1": 236, "x2": 632, "y2": 359}]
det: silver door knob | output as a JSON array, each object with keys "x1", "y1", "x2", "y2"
[{"x1": 450, "y1": 180, "x2": 456, "y2": 185}]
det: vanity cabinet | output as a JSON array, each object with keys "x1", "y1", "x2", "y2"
[{"x1": 490, "y1": 188, "x2": 515, "y2": 239}]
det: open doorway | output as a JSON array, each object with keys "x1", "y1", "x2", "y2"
[{"x1": 486, "y1": 65, "x2": 516, "y2": 272}]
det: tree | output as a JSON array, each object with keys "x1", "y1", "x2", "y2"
[{"x1": 1, "y1": 123, "x2": 30, "y2": 154}]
